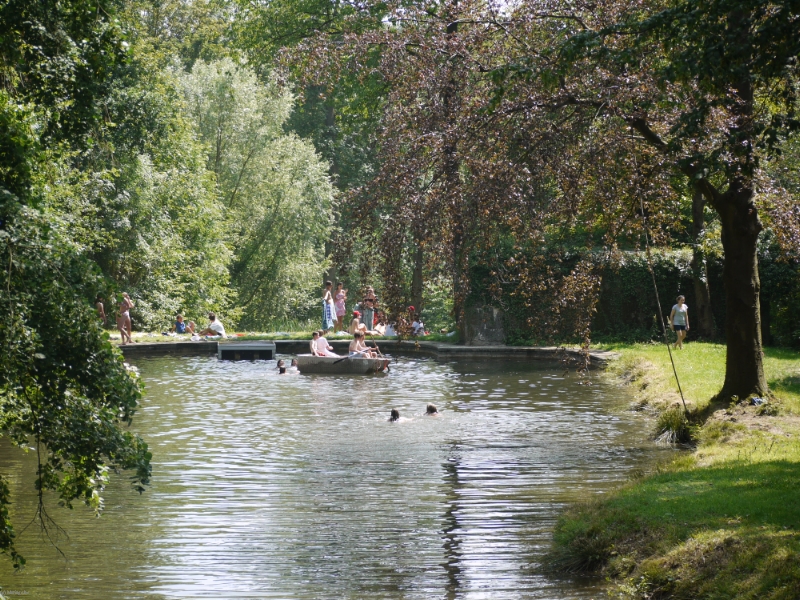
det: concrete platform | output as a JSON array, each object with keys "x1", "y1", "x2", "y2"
[
  {"x1": 218, "y1": 341, "x2": 275, "y2": 360},
  {"x1": 119, "y1": 338, "x2": 617, "y2": 368}
]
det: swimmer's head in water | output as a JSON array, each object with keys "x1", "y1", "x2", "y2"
[
  {"x1": 426, "y1": 404, "x2": 438, "y2": 414},
  {"x1": 389, "y1": 408, "x2": 400, "y2": 422},
  {"x1": 291, "y1": 359, "x2": 298, "y2": 366},
  {"x1": 277, "y1": 359, "x2": 285, "y2": 368}
]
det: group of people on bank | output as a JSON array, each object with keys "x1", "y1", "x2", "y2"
[
  {"x1": 95, "y1": 293, "x2": 227, "y2": 344},
  {"x1": 321, "y1": 281, "x2": 427, "y2": 338}
]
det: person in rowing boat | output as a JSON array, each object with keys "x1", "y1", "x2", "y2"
[
  {"x1": 316, "y1": 330, "x2": 339, "y2": 357},
  {"x1": 348, "y1": 331, "x2": 376, "y2": 358}
]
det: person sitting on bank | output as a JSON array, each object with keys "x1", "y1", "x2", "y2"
[
  {"x1": 349, "y1": 311, "x2": 368, "y2": 335},
  {"x1": 171, "y1": 314, "x2": 195, "y2": 334},
  {"x1": 412, "y1": 315, "x2": 426, "y2": 336},
  {"x1": 315, "y1": 330, "x2": 339, "y2": 357},
  {"x1": 198, "y1": 312, "x2": 226, "y2": 337}
]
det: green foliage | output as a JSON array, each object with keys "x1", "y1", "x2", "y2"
[
  {"x1": 0, "y1": 3, "x2": 151, "y2": 566},
  {"x1": 654, "y1": 406, "x2": 691, "y2": 444},
  {"x1": 178, "y1": 59, "x2": 335, "y2": 329},
  {"x1": 92, "y1": 62, "x2": 233, "y2": 330},
  {"x1": 0, "y1": 0, "x2": 128, "y2": 147},
  {"x1": 0, "y1": 132, "x2": 151, "y2": 570},
  {"x1": 421, "y1": 276, "x2": 455, "y2": 333}
]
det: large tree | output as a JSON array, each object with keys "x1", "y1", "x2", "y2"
[
  {"x1": 1, "y1": 0, "x2": 151, "y2": 567},
  {"x1": 516, "y1": 0, "x2": 800, "y2": 399},
  {"x1": 298, "y1": 0, "x2": 800, "y2": 399}
]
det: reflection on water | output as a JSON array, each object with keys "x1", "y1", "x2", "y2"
[{"x1": 0, "y1": 356, "x2": 669, "y2": 599}]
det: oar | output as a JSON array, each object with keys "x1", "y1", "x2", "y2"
[
  {"x1": 368, "y1": 333, "x2": 383, "y2": 357},
  {"x1": 369, "y1": 333, "x2": 391, "y2": 372},
  {"x1": 333, "y1": 348, "x2": 370, "y2": 364}
]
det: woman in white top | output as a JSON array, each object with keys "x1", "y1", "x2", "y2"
[
  {"x1": 669, "y1": 295, "x2": 690, "y2": 349},
  {"x1": 315, "y1": 330, "x2": 339, "y2": 357}
]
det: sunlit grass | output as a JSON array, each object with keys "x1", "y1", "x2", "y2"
[
  {"x1": 550, "y1": 340, "x2": 800, "y2": 598},
  {"x1": 597, "y1": 341, "x2": 800, "y2": 414}
]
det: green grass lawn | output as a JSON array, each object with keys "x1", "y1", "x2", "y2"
[
  {"x1": 550, "y1": 341, "x2": 800, "y2": 599},
  {"x1": 597, "y1": 341, "x2": 800, "y2": 414}
]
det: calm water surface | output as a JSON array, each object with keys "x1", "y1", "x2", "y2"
[{"x1": 0, "y1": 356, "x2": 670, "y2": 599}]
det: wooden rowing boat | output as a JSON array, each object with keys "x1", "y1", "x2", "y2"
[{"x1": 295, "y1": 354, "x2": 390, "y2": 374}]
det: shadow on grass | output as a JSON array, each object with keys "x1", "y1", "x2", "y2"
[{"x1": 548, "y1": 460, "x2": 800, "y2": 598}]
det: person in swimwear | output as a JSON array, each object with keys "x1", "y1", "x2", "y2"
[
  {"x1": 426, "y1": 404, "x2": 440, "y2": 416},
  {"x1": 117, "y1": 292, "x2": 135, "y2": 345},
  {"x1": 348, "y1": 332, "x2": 375, "y2": 358},
  {"x1": 333, "y1": 282, "x2": 347, "y2": 332},
  {"x1": 388, "y1": 409, "x2": 400, "y2": 422},
  {"x1": 349, "y1": 310, "x2": 369, "y2": 335}
]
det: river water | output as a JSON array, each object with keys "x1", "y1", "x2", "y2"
[{"x1": 0, "y1": 355, "x2": 669, "y2": 599}]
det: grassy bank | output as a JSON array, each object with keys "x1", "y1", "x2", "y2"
[
  {"x1": 113, "y1": 330, "x2": 459, "y2": 344},
  {"x1": 550, "y1": 342, "x2": 800, "y2": 599}
]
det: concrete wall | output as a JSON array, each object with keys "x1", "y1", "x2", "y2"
[{"x1": 464, "y1": 305, "x2": 505, "y2": 345}]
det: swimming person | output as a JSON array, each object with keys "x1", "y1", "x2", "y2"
[
  {"x1": 388, "y1": 409, "x2": 400, "y2": 422},
  {"x1": 669, "y1": 295, "x2": 690, "y2": 349},
  {"x1": 277, "y1": 359, "x2": 287, "y2": 375},
  {"x1": 426, "y1": 404, "x2": 439, "y2": 416}
]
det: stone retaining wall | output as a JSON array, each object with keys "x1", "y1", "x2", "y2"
[{"x1": 120, "y1": 339, "x2": 618, "y2": 368}]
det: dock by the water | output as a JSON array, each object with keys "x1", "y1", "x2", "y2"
[{"x1": 118, "y1": 339, "x2": 617, "y2": 367}]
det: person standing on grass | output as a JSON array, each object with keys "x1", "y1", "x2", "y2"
[
  {"x1": 95, "y1": 295, "x2": 106, "y2": 327},
  {"x1": 117, "y1": 293, "x2": 135, "y2": 345},
  {"x1": 334, "y1": 282, "x2": 347, "y2": 332},
  {"x1": 322, "y1": 281, "x2": 336, "y2": 333},
  {"x1": 670, "y1": 295, "x2": 690, "y2": 349}
]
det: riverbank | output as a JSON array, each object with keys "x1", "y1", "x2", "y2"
[
  {"x1": 549, "y1": 342, "x2": 800, "y2": 599},
  {"x1": 115, "y1": 333, "x2": 619, "y2": 367}
]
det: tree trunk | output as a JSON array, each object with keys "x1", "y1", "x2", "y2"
[
  {"x1": 714, "y1": 11, "x2": 768, "y2": 400},
  {"x1": 690, "y1": 187, "x2": 715, "y2": 339},
  {"x1": 411, "y1": 243, "x2": 424, "y2": 314},
  {"x1": 716, "y1": 182, "x2": 768, "y2": 399}
]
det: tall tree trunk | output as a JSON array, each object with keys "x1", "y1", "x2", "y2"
[
  {"x1": 714, "y1": 10, "x2": 767, "y2": 400},
  {"x1": 716, "y1": 182, "x2": 768, "y2": 399},
  {"x1": 690, "y1": 187, "x2": 715, "y2": 339},
  {"x1": 411, "y1": 243, "x2": 424, "y2": 314}
]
